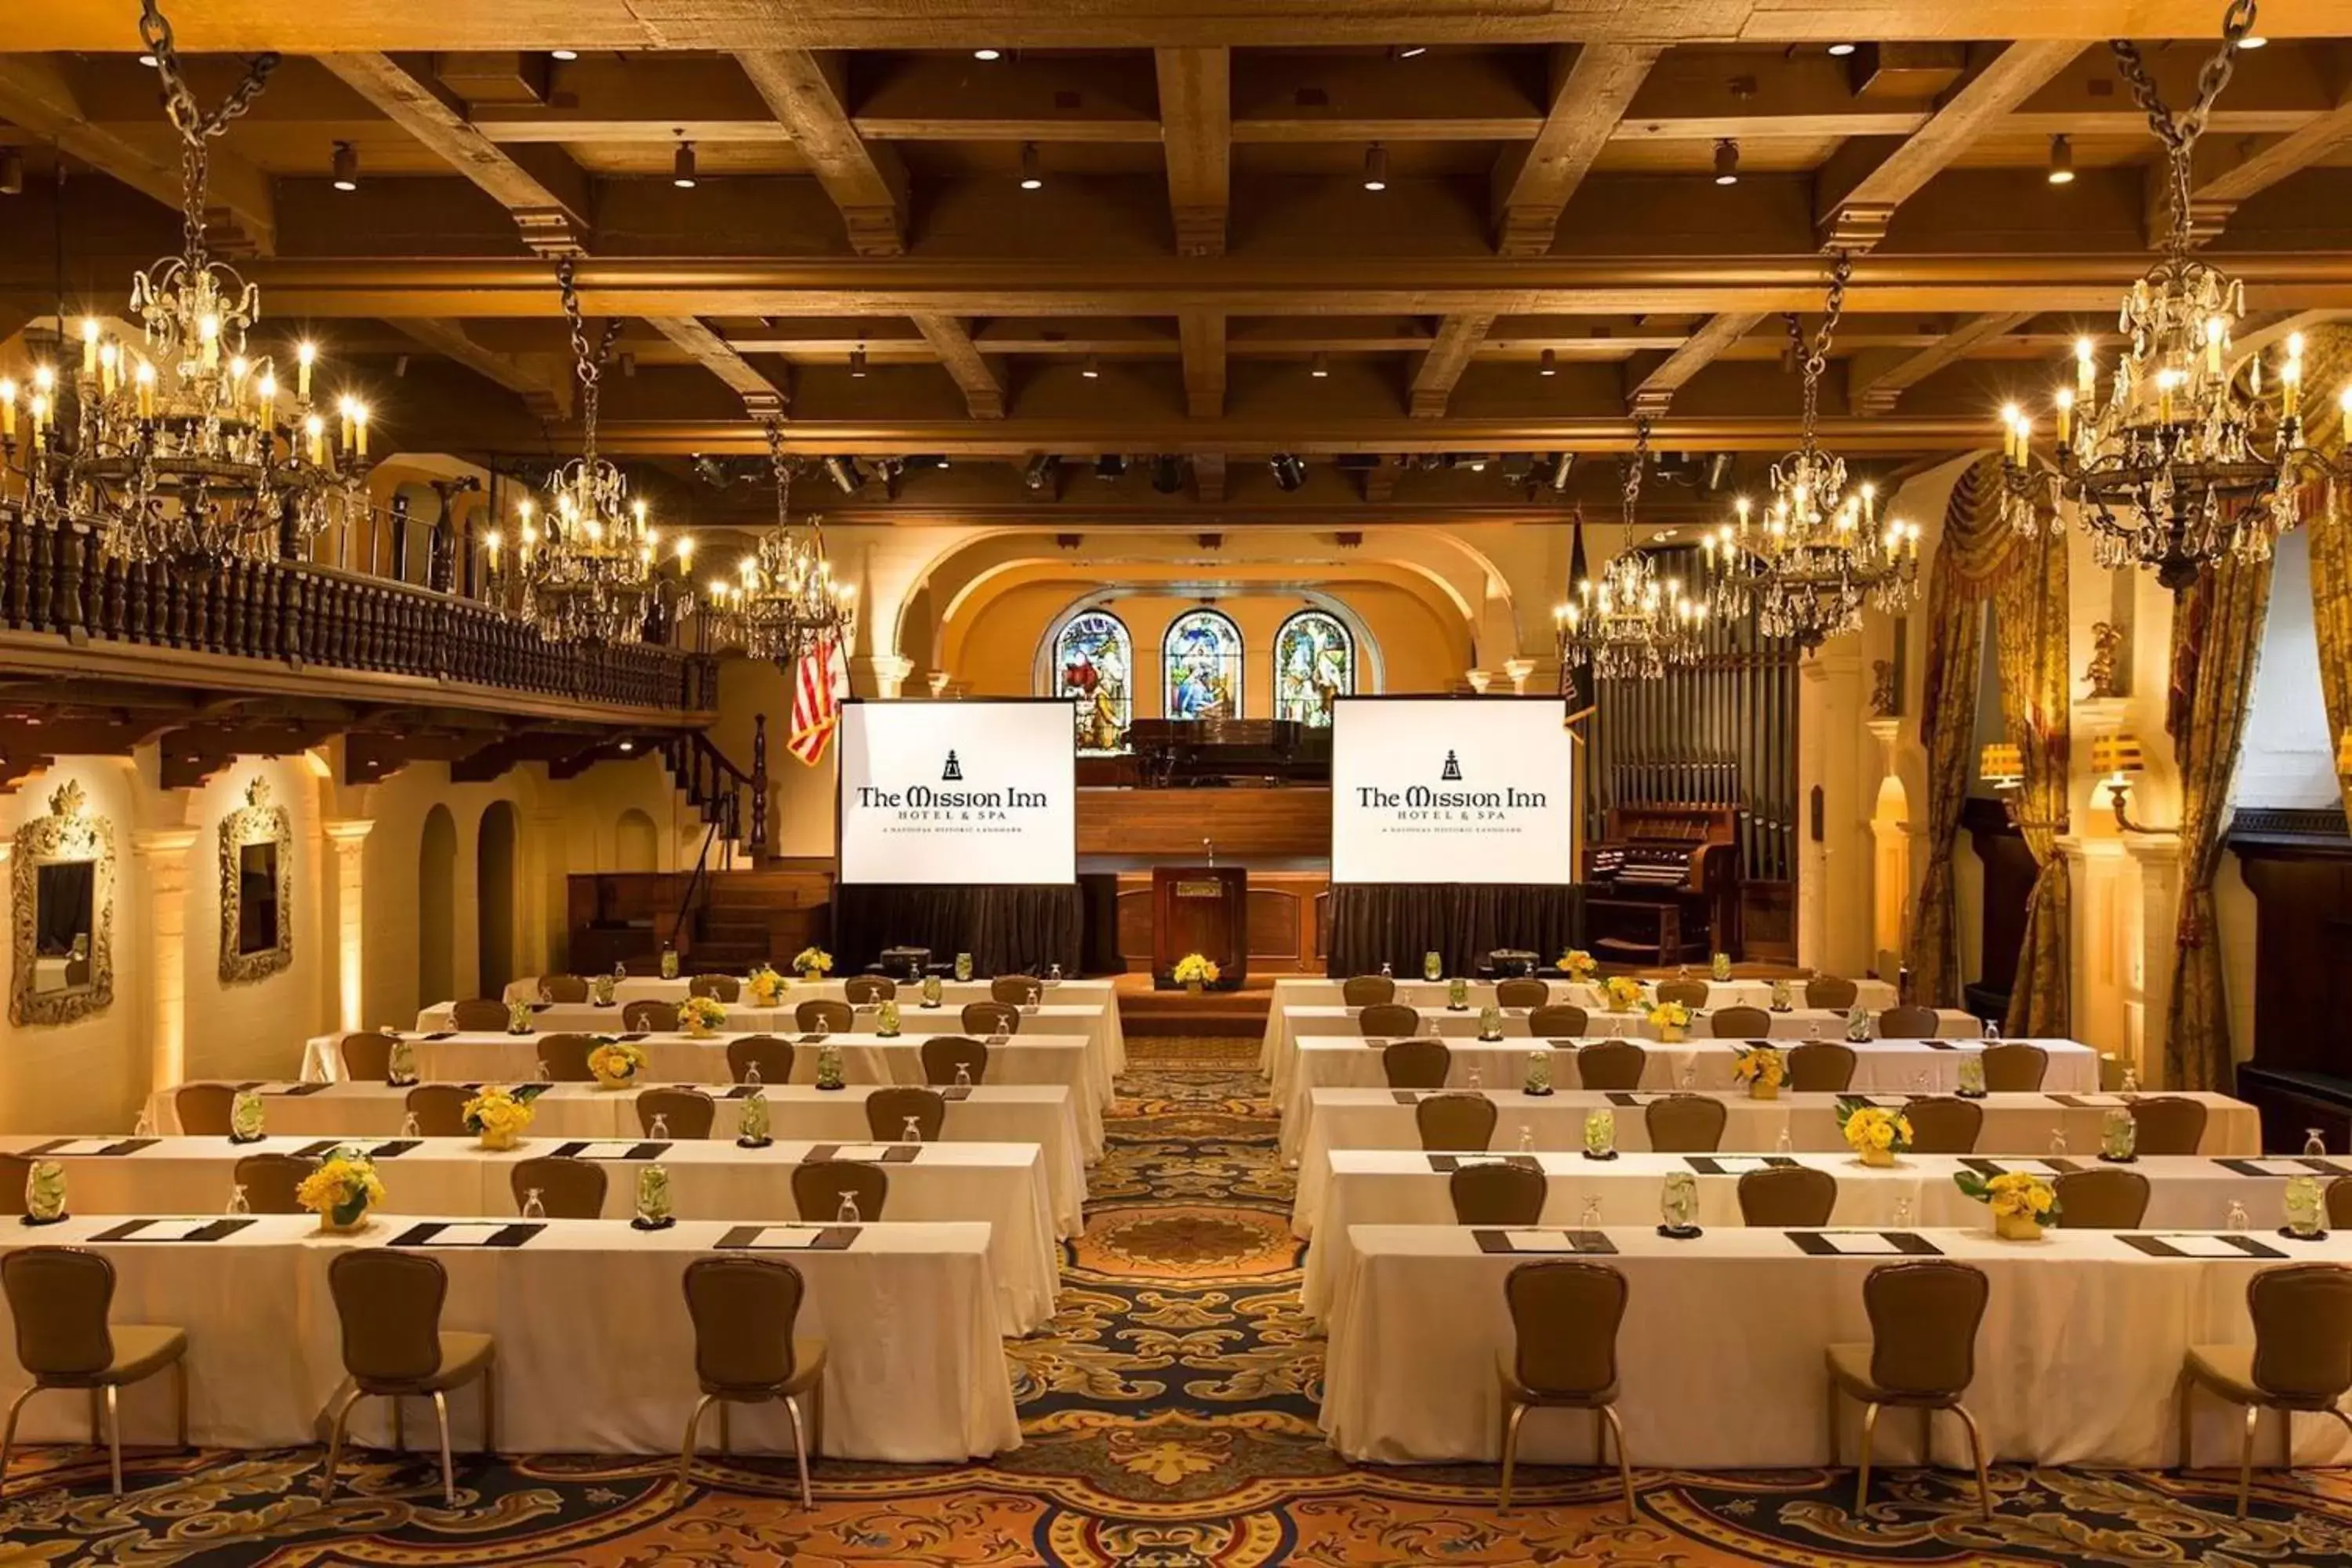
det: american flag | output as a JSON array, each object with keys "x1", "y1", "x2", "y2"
[{"x1": 787, "y1": 633, "x2": 848, "y2": 766}]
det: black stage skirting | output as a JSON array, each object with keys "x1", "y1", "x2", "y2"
[
  {"x1": 833, "y1": 884, "x2": 1083, "y2": 976},
  {"x1": 1327, "y1": 884, "x2": 1584, "y2": 978}
]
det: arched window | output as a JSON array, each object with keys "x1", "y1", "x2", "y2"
[
  {"x1": 1163, "y1": 608, "x2": 1243, "y2": 720},
  {"x1": 1273, "y1": 608, "x2": 1354, "y2": 725},
  {"x1": 1054, "y1": 609, "x2": 1134, "y2": 753}
]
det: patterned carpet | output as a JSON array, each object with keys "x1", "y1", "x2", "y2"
[{"x1": 8, "y1": 1039, "x2": 2352, "y2": 1565}]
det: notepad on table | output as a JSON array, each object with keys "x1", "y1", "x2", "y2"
[
  {"x1": 728, "y1": 1225, "x2": 828, "y2": 1249},
  {"x1": 1704, "y1": 1156, "x2": 1778, "y2": 1174},
  {"x1": 409, "y1": 1222, "x2": 514, "y2": 1247},
  {"x1": 827, "y1": 1145, "x2": 895, "y2": 1163},
  {"x1": 1811, "y1": 1232, "x2": 1904, "y2": 1255},
  {"x1": 568, "y1": 1142, "x2": 651, "y2": 1160},
  {"x1": 38, "y1": 1138, "x2": 132, "y2": 1157}
]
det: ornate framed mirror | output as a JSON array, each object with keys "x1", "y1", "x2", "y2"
[
  {"x1": 10, "y1": 779, "x2": 116, "y2": 1026},
  {"x1": 220, "y1": 775, "x2": 292, "y2": 983}
]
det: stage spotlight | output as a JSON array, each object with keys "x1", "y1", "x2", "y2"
[
  {"x1": 848, "y1": 346, "x2": 869, "y2": 378},
  {"x1": 1528, "y1": 452, "x2": 1577, "y2": 492},
  {"x1": 1538, "y1": 347, "x2": 1557, "y2": 377},
  {"x1": 1151, "y1": 456, "x2": 1185, "y2": 494},
  {"x1": 331, "y1": 141, "x2": 359, "y2": 192},
  {"x1": 1019, "y1": 142, "x2": 1044, "y2": 191},
  {"x1": 1704, "y1": 451, "x2": 1736, "y2": 492},
  {"x1": 672, "y1": 138, "x2": 699, "y2": 189},
  {"x1": 1713, "y1": 138, "x2": 1740, "y2": 185},
  {"x1": 2046, "y1": 134, "x2": 2075, "y2": 185},
  {"x1": 0, "y1": 150, "x2": 20, "y2": 197},
  {"x1": 1022, "y1": 453, "x2": 1057, "y2": 491},
  {"x1": 1269, "y1": 453, "x2": 1307, "y2": 491},
  {"x1": 1362, "y1": 143, "x2": 1388, "y2": 192},
  {"x1": 824, "y1": 456, "x2": 865, "y2": 493}
]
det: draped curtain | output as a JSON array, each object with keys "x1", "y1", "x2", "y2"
[
  {"x1": 1994, "y1": 521, "x2": 2071, "y2": 1036},
  {"x1": 2301, "y1": 328, "x2": 2352, "y2": 821}
]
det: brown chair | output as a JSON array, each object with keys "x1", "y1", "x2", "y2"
[
  {"x1": 1788, "y1": 1041, "x2": 1859, "y2": 1093},
  {"x1": 689, "y1": 975, "x2": 742, "y2": 1004},
  {"x1": 1341, "y1": 975, "x2": 1396, "y2": 1008},
  {"x1": 1357, "y1": 1003, "x2": 1421, "y2": 1039},
  {"x1": 1573, "y1": 1040, "x2": 1648, "y2": 1092},
  {"x1": 2328, "y1": 1176, "x2": 2352, "y2": 1231},
  {"x1": 1643, "y1": 1094, "x2": 1729, "y2": 1153},
  {"x1": 843, "y1": 976, "x2": 896, "y2": 1005},
  {"x1": 1496, "y1": 978, "x2": 1550, "y2": 1009},
  {"x1": 2053, "y1": 1167, "x2": 2151, "y2": 1230},
  {"x1": 0, "y1": 1153, "x2": 27, "y2": 1218},
  {"x1": 1711, "y1": 1006, "x2": 1773, "y2": 1040},
  {"x1": 2132, "y1": 1096, "x2": 2210, "y2": 1156},
  {"x1": 319, "y1": 1250, "x2": 497, "y2": 1506},
  {"x1": 727, "y1": 1035, "x2": 796, "y2": 1086},
  {"x1": 232, "y1": 1152, "x2": 316, "y2": 1215},
  {"x1": 535, "y1": 1033, "x2": 596, "y2": 1082},
  {"x1": 173, "y1": 1083, "x2": 236, "y2": 1137},
  {"x1": 1827, "y1": 1260, "x2": 1993, "y2": 1519},
  {"x1": 1878, "y1": 1004, "x2": 1940, "y2": 1040},
  {"x1": 1381, "y1": 1038, "x2": 1452, "y2": 1090},
  {"x1": 339, "y1": 1033, "x2": 397, "y2": 1081},
  {"x1": 1497, "y1": 1260, "x2": 1634, "y2": 1518},
  {"x1": 510, "y1": 1156, "x2": 608, "y2": 1219},
  {"x1": 792, "y1": 1162, "x2": 889, "y2": 1223},
  {"x1": 0, "y1": 1247, "x2": 189, "y2": 1497},
  {"x1": 961, "y1": 1001, "x2": 1021, "y2": 1036},
  {"x1": 448, "y1": 999, "x2": 510, "y2": 1032},
  {"x1": 989, "y1": 975, "x2": 1044, "y2": 1006},
  {"x1": 405, "y1": 1083, "x2": 472, "y2": 1138},
  {"x1": 1527, "y1": 1004, "x2": 1590, "y2": 1040},
  {"x1": 795, "y1": 1000, "x2": 855, "y2": 1035},
  {"x1": 2180, "y1": 1263, "x2": 2352, "y2": 1516},
  {"x1": 1805, "y1": 976, "x2": 1860, "y2": 1011},
  {"x1": 1656, "y1": 979, "x2": 1709, "y2": 1009},
  {"x1": 920, "y1": 1035, "x2": 990, "y2": 1086},
  {"x1": 677, "y1": 1256, "x2": 827, "y2": 1506},
  {"x1": 638, "y1": 1087, "x2": 717, "y2": 1140},
  {"x1": 539, "y1": 975, "x2": 590, "y2": 1004},
  {"x1": 1738, "y1": 1166, "x2": 1838, "y2": 1226},
  {"x1": 868, "y1": 1086, "x2": 947, "y2": 1143},
  {"x1": 1903, "y1": 1096, "x2": 1984, "y2": 1154},
  {"x1": 623, "y1": 1000, "x2": 681, "y2": 1033},
  {"x1": 1980, "y1": 1042, "x2": 2049, "y2": 1093},
  {"x1": 1415, "y1": 1093, "x2": 1498, "y2": 1152},
  {"x1": 1449, "y1": 1163, "x2": 1547, "y2": 1226}
]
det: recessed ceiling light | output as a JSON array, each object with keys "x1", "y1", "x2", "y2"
[{"x1": 1019, "y1": 141, "x2": 1043, "y2": 190}]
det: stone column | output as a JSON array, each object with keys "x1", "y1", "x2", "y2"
[
  {"x1": 322, "y1": 818, "x2": 373, "y2": 1033},
  {"x1": 851, "y1": 653, "x2": 916, "y2": 700},
  {"x1": 1502, "y1": 657, "x2": 1541, "y2": 694},
  {"x1": 2123, "y1": 833, "x2": 2183, "y2": 1087},
  {"x1": 132, "y1": 828, "x2": 200, "y2": 1091}
]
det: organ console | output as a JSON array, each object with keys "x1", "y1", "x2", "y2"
[
  {"x1": 1120, "y1": 718, "x2": 1332, "y2": 787},
  {"x1": 1581, "y1": 804, "x2": 1740, "y2": 966}
]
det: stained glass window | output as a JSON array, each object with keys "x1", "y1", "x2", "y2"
[
  {"x1": 1054, "y1": 610, "x2": 1134, "y2": 753},
  {"x1": 1273, "y1": 609, "x2": 1354, "y2": 725},
  {"x1": 1163, "y1": 608, "x2": 1243, "y2": 721}
]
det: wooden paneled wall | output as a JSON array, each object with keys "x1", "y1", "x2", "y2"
[{"x1": 1079, "y1": 786, "x2": 1330, "y2": 859}]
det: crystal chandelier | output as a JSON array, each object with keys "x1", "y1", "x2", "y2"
[
  {"x1": 706, "y1": 420, "x2": 857, "y2": 665},
  {"x1": 0, "y1": 1, "x2": 368, "y2": 567},
  {"x1": 1555, "y1": 418, "x2": 1707, "y2": 682},
  {"x1": 1704, "y1": 252, "x2": 1919, "y2": 652},
  {"x1": 1998, "y1": 0, "x2": 2312, "y2": 590}
]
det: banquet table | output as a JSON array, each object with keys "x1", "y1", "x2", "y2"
[
  {"x1": 1276, "y1": 1034, "x2": 2099, "y2": 1160},
  {"x1": 147, "y1": 1080, "x2": 1087, "y2": 1237},
  {"x1": 2, "y1": 1134, "x2": 1062, "y2": 1334},
  {"x1": 306, "y1": 1030, "x2": 1107, "y2": 1157},
  {"x1": 0, "y1": 1214, "x2": 1018, "y2": 1461},
  {"x1": 1301, "y1": 1149, "x2": 2345, "y2": 1319},
  {"x1": 1323, "y1": 1222, "x2": 2352, "y2": 1469}
]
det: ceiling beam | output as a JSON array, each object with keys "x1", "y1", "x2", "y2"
[
  {"x1": 1492, "y1": 44, "x2": 1661, "y2": 257},
  {"x1": 908, "y1": 314, "x2": 1005, "y2": 418},
  {"x1": 644, "y1": 317, "x2": 788, "y2": 418},
  {"x1": 2188, "y1": 93, "x2": 2352, "y2": 242},
  {"x1": 735, "y1": 49, "x2": 909, "y2": 258},
  {"x1": 1849, "y1": 310, "x2": 2033, "y2": 413},
  {"x1": 1155, "y1": 46, "x2": 1231, "y2": 258},
  {"x1": 1409, "y1": 313, "x2": 1497, "y2": 417},
  {"x1": 1179, "y1": 310, "x2": 1226, "y2": 418},
  {"x1": 1626, "y1": 312, "x2": 1764, "y2": 415},
  {"x1": 392, "y1": 317, "x2": 572, "y2": 419}
]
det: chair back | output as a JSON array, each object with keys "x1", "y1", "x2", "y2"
[
  {"x1": 405, "y1": 1083, "x2": 472, "y2": 1138},
  {"x1": 1341, "y1": 975, "x2": 1396, "y2": 1007},
  {"x1": 1804, "y1": 975, "x2": 1859, "y2": 1011},
  {"x1": 540, "y1": 975, "x2": 590, "y2": 1003},
  {"x1": 1878, "y1": 1004, "x2": 1940, "y2": 1039},
  {"x1": 1573, "y1": 1040, "x2": 1647, "y2": 1091},
  {"x1": 449, "y1": 998, "x2": 510, "y2": 1032},
  {"x1": 844, "y1": 975, "x2": 896, "y2": 1004},
  {"x1": 1381, "y1": 1038, "x2": 1451, "y2": 1089},
  {"x1": 917, "y1": 1033, "x2": 989, "y2": 1084},
  {"x1": 1448, "y1": 1162, "x2": 1547, "y2": 1225},
  {"x1": 622, "y1": 1000, "x2": 680, "y2": 1033},
  {"x1": 0, "y1": 1152, "x2": 27, "y2": 1218},
  {"x1": 961, "y1": 1000, "x2": 1021, "y2": 1036},
  {"x1": 1414, "y1": 1093, "x2": 1497, "y2": 1152},
  {"x1": 1656, "y1": 980, "x2": 1708, "y2": 1009},
  {"x1": 1357, "y1": 1003, "x2": 1421, "y2": 1039},
  {"x1": 792, "y1": 1161, "x2": 889, "y2": 1222},
  {"x1": 1504, "y1": 1260, "x2": 1628, "y2": 1398},
  {"x1": 1526, "y1": 1004, "x2": 1589, "y2": 1040},
  {"x1": 1787, "y1": 1041, "x2": 1857, "y2": 1092},
  {"x1": 990, "y1": 975, "x2": 1044, "y2": 1006},
  {"x1": 1643, "y1": 1094, "x2": 1729, "y2": 1152},
  {"x1": 1711, "y1": 1006, "x2": 1772, "y2": 1039},
  {"x1": 637, "y1": 1087, "x2": 716, "y2": 1139},
  {"x1": 174, "y1": 1082, "x2": 237, "y2": 1136},
  {"x1": 868, "y1": 1085, "x2": 947, "y2": 1142},
  {"x1": 1980, "y1": 1042, "x2": 2049, "y2": 1092},
  {"x1": 2248, "y1": 1264, "x2": 2352, "y2": 1403},
  {"x1": 1902, "y1": 1095, "x2": 1984, "y2": 1153},
  {"x1": 536, "y1": 1033, "x2": 596, "y2": 1081},
  {"x1": 689, "y1": 974, "x2": 741, "y2": 1003},
  {"x1": 1863, "y1": 1259, "x2": 1988, "y2": 1399},
  {"x1": 1, "y1": 1247, "x2": 116, "y2": 1377},
  {"x1": 328, "y1": 1250, "x2": 449, "y2": 1388},
  {"x1": 2328, "y1": 1176, "x2": 2352, "y2": 1231},
  {"x1": 1495, "y1": 978, "x2": 1549, "y2": 1009},
  {"x1": 233, "y1": 1152, "x2": 317, "y2": 1214},
  {"x1": 1737, "y1": 1165, "x2": 1837, "y2": 1226},
  {"x1": 339, "y1": 1033, "x2": 396, "y2": 1080},
  {"x1": 796, "y1": 999, "x2": 855, "y2": 1034},
  {"x1": 2053, "y1": 1167, "x2": 2150, "y2": 1229},
  {"x1": 682, "y1": 1255, "x2": 806, "y2": 1393},
  {"x1": 2129, "y1": 1095, "x2": 2209, "y2": 1156},
  {"x1": 727, "y1": 1034, "x2": 795, "y2": 1085},
  {"x1": 510, "y1": 1155, "x2": 608, "y2": 1218}
]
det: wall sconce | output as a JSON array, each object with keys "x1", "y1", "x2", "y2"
[
  {"x1": 2092, "y1": 731, "x2": 2173, "y2": 834},
  {"x1": 1977, "y1": 741, "x2": 2060, "y2": 831}
]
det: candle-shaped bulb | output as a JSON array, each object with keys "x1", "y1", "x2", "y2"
[
  {"x1": 296, "y1": 341, "x2": 316, "y2": 401},
  {"x1": 677, "y1": 533, "x2": 695, "y2": 561},
  {"x1": 486, "y1": 528, "x2": 503, "y2": 557},
  {"x1": 81, "y1": 317, "x2": 99, "y2": 373},
  {"x1": 352, "y1": 403, "x2": 368, "y2": 458}
]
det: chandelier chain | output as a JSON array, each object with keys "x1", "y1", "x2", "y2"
[
  {"x1": 2111, "y1": 0, "x2": 2256, "y2": 252},
  {"x1": 556, "y1": 258, "x2": 623, "y2": 464},
  {"x1": 764, "y1": 417, "x2": 797, "y2": 532},
  {"x1": 1621, "y1": 415, "x2": 1649, "y2": 527},
  {"x1": 1784, "y1": 250, "x2": 1852, "y2": 443},
  {"x1": 138, "y1": 0, "x2": 278, "y2": 263}
]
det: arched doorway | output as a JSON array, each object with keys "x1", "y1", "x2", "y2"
[
  {"x1": 1870, "y1": 775, "x2": 1911, "y2": 979},
  {"x1": 477, "y1": 800, "x2": 518, "y2": 998},
  {"x1": 418, "y1": 804, "x2": 457, "y2": 1005},
  {"x1": 615, "y1": 808, "x2": 659, "y2": 872}
]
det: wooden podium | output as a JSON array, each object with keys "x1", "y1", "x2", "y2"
[{"x1": 1151, "y1": 866, "x2": 1246, "y2": 989}]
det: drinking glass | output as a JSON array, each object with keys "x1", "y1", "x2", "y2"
[
  {"x1": 132, "y1": 1109, "x2": 156, "y2": 1138},
  {"x1": 744, "y1": 1061, "x2": 764, "y2": 1087},
  {"x1": 650, "y1": 1113, "x2": 672, "y2": 1141},
  {"x1": 226, "y1": 1182, "x2": 251, "y2": 1217},
  {"x1": 1465, "y1": 1065, "x2": 1484, "y2": 1091},
  {"x1": 1580, "y1": 1195, "x2": 1604, "y2": 1231},
  {"x1": 401, "y1": 1112, "x2": 421, "y2": 1138},
  {"x1": 2227, "y1": 1200, "x2": 2251, "y2": 1232},
  {"x1": 1516, "y1": 1124, "x2": 1536, "y2": 1154},
  {"x1": 1891, "y1": 1196, "x2": 1913, "y2": 1229},
  {"x1": 2119, "y1": 1065, "x2": 2140, "y2": 1094},
  {"x1": 2306, "y1": 1128, "x2": 2328, "y2": 1158},
  {"x1": 815, "y1": 1016, "x2": 833, "y2": 1040},
  {"x1": 837, "y1": 1191, "x2": 862, "y2": 1223},
  {"x1": 535, "y1": 1060, "x2": 550, "y2": 1080},
  {"x1": 1775, "y1": 1127, "x2": 1795, "y2": 1156},
  {"x1": 1677, "y1": 1062, "x2": 1698, "y2": 1092},
  {"x1": 521, "y1": 1187, "x2": 546, "y2": 1221},
  {"x1": 2048, "y1": 1126, "x2": 2069, "y2": 1157},
  {"x1": 902, "y1": 1115, "x2": 924, "y2": 1143},
  {"x1": 955, "y1": 1062, "x2": 974, "y2": 1088},
  {"x1": 1984, "y1": 1020, "x2": 2003, "y2": 1042}
]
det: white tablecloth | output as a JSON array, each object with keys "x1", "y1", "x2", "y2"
[
  {"x1": 1291, "y1": 1087, "x2": 2266, "y2": 1231},
  {"x1": 1323, "y1": 1223, "x2": 2352, "y2": 1468},
  {"x1": 147, "y1": 1080, "x2": 1087, "y2": 1239},
  {"x1": 1276, "y1": 1034, "x2": 2098, "y2": 1160},
  {"x1": 307, "y1": 1030, "x2": 1106, "y2": 1157},
  {"x1": 0, "y1": 1214, "x2": 1017, "y2": 1461},
  {"x1": 1303, "y1": 1149, "x2": 2337, "y2": 1319},
  {"x1": 4, "y1": 1134, "x2": 1062, "y2": 1335}
]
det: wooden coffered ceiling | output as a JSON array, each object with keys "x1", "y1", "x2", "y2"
[{"x1": 5, "y1": 2, "x2": 2352, "y2": 524}]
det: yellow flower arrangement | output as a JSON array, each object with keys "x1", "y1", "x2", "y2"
[
  {"x1": 679, "y1": 995, "x2": 729, "y2": 1033},
  {"x1": 587, "y1": 1038, "x2": 649, "y2": 1084},
  {"x1": 791, "y1": 946, "x2": 834, "y2": 978},
  {"x1": 1835, "y1": 1098, "x2": 1913, "y2": 1165},
  {"x1": 1559, "y1": 949, "x2": 1598, "y2": 982},
  {"x1": 746, "y1": 965, "x2": 786, "y2": 1006},
  {"x1": 1602, "y1": 975, "x2": 1644, "y2": 1011},
  {"x1": 1954, "y1": 1168, "x2": 2060, "y2": 1236},
  {"x1": 462, "y1": 1083, "x2": 545, "y2": 1149},
  {"x1": 1732, "y1": 1044, "x2": 1785, "y2": 1094},
  {"x1": 1646, "y1": 1000, "x2": 1692, "y2": 1030},
  {"x1": 296, "y1": 1146, "x2": 385, "y2": 1230},
  {"x1": 1173, "y1": 953, "x2": 1221, "y2": 986}
]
